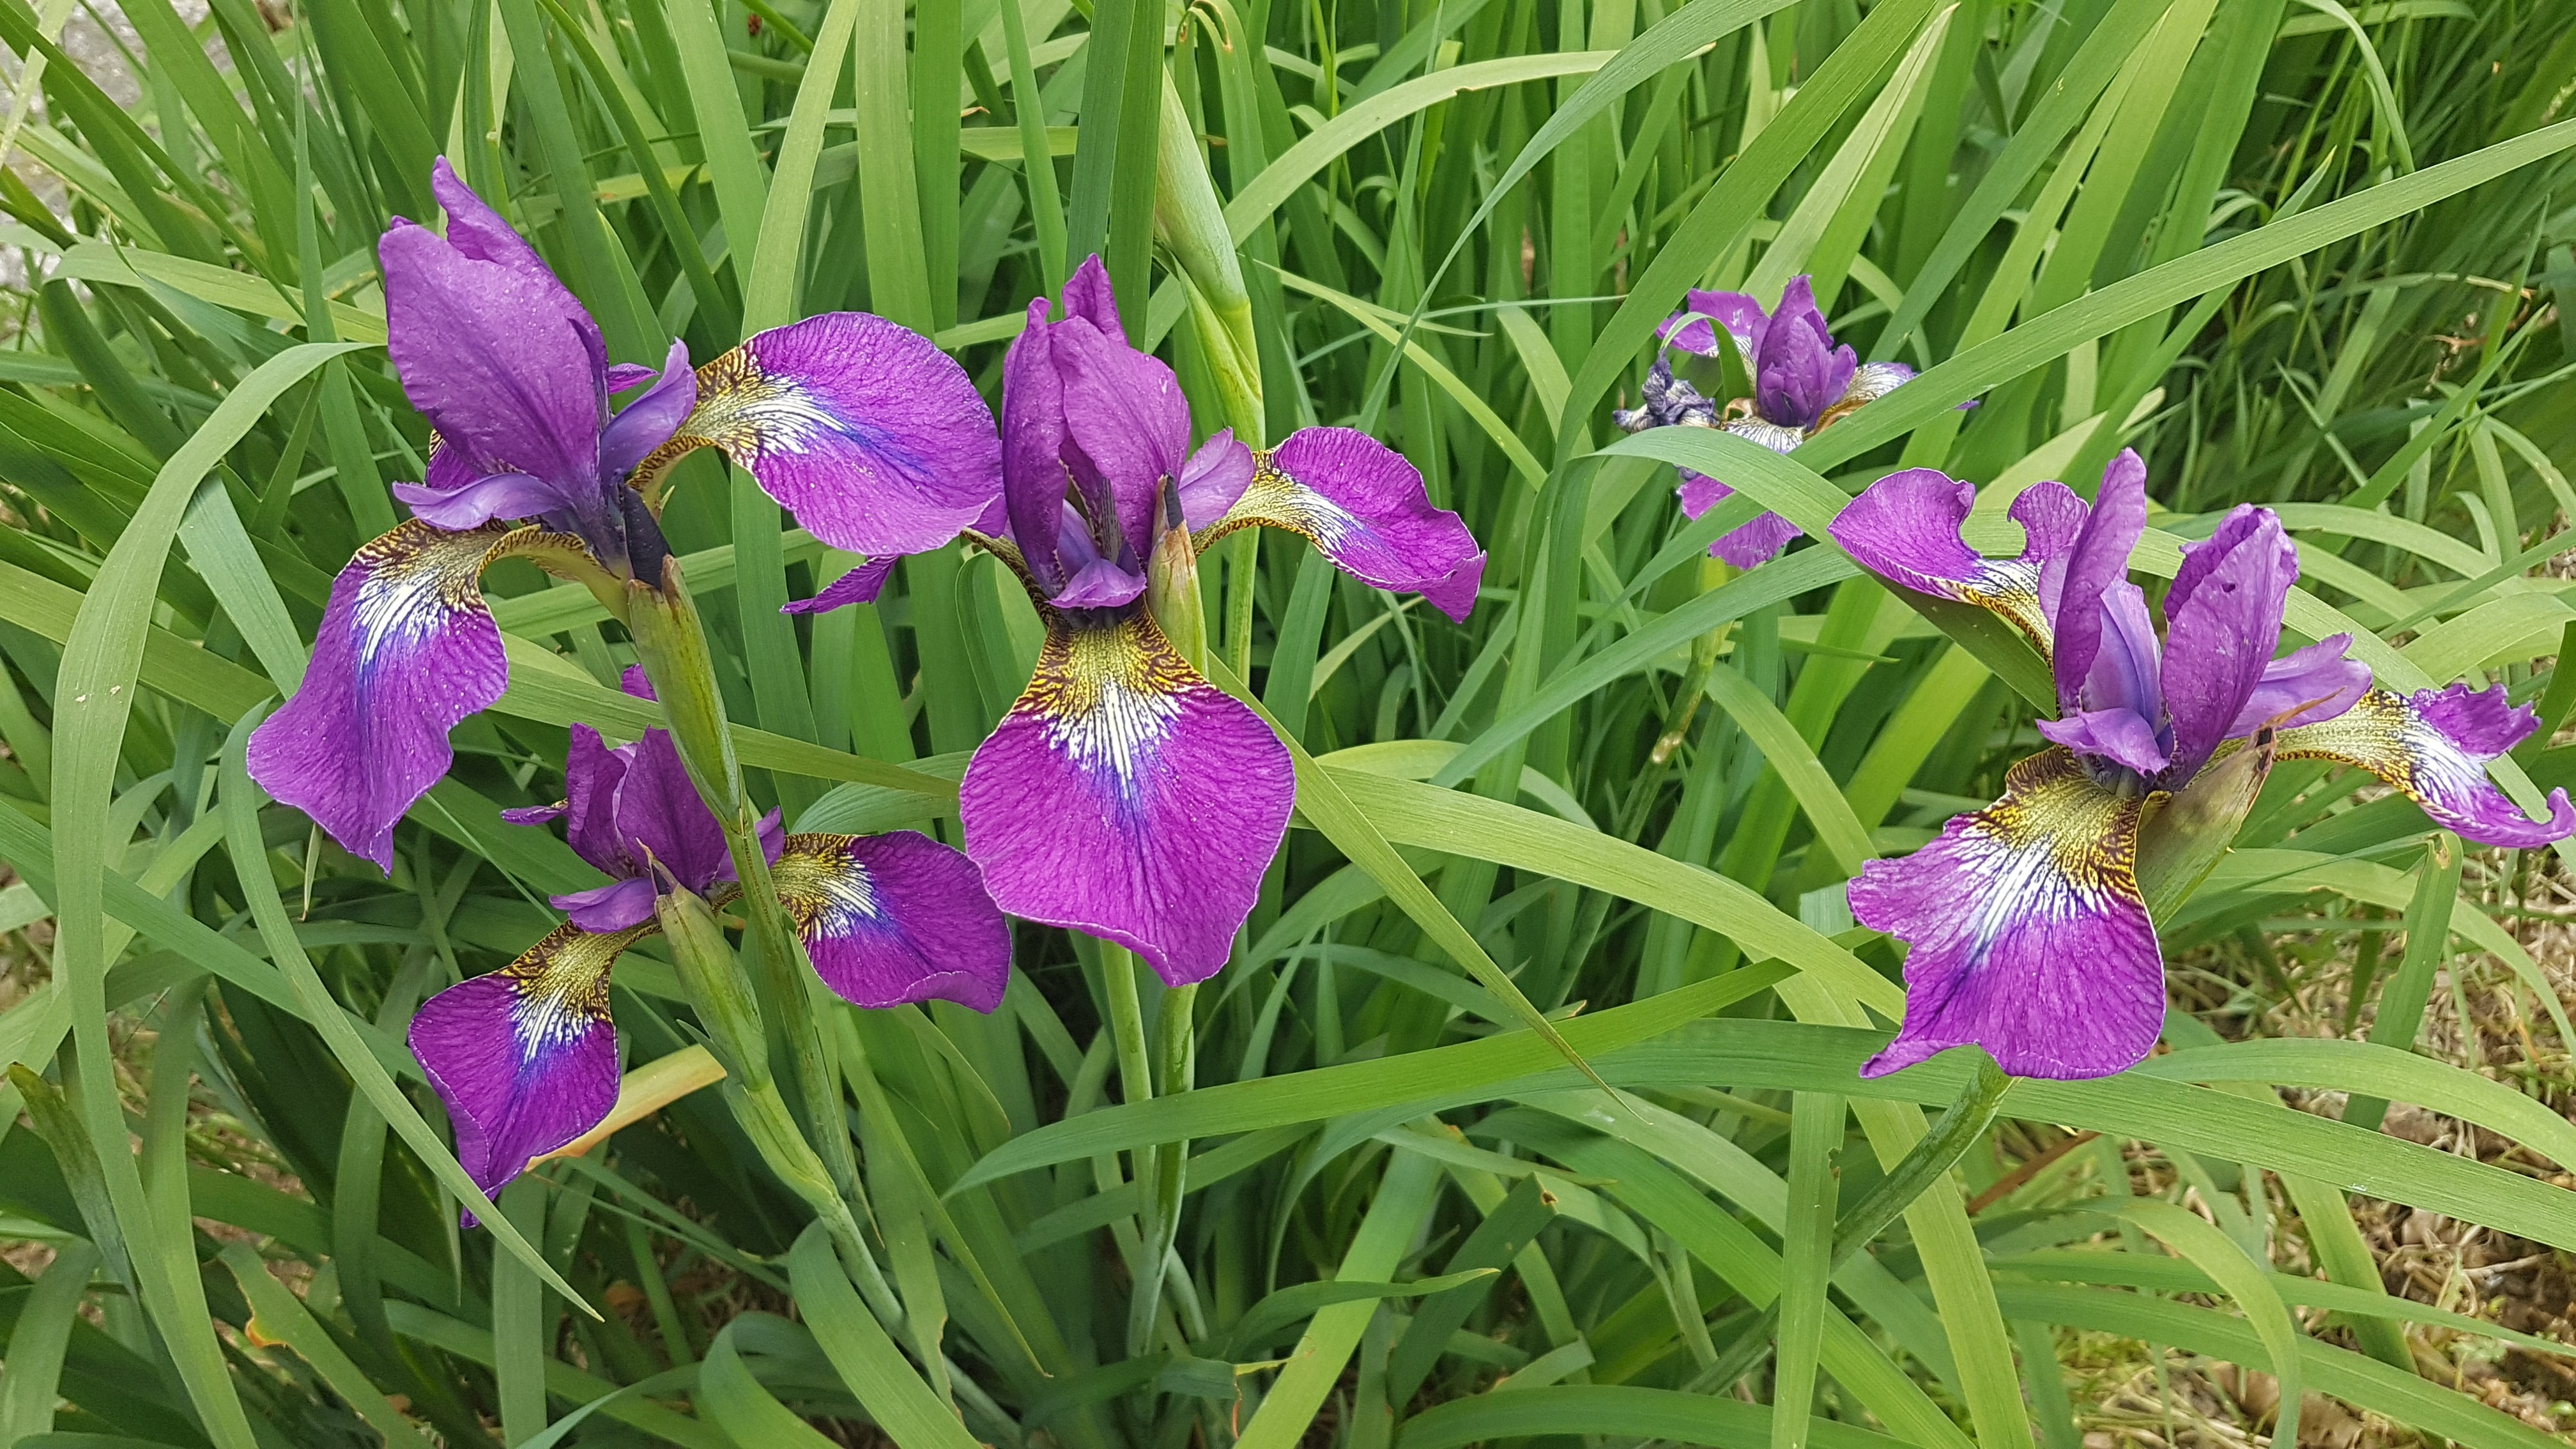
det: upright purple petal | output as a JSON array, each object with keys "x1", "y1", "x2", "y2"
[
  {"x1": 599, "y1": 338, "x2": 698, "y2": 480},
  {"x1": 959, "y1": 609, "x2": 1294, "y2": 985},
  {"x1": 1061, "y1": 253, "x2": 1126, "y2": 343},
  {"x1": 1829, "y1": 468, "x2": 2057, "y2": 656},
  {"x1": 2160, "y1": 505, "x2": 2297, "y2": 779},
  {"x1": 1677, "y1": 471, "x2": 1802, "y2": 568},
  {"x1": 1176, "y1": 431, "x2": 1255, "y2": 530},
  {"x1": 383, "y1": 183, "x2": 602, "y2": 493},
  {"x1": 2227, "y1": 634, "x2": 2371, "y2": 735},
  {"x1": 773, "y1": 832, "x2": 1011, "y2": 1011},
  {"x1": 1206, "y1": 427, "x2": 1486, "y2": 623},
  {"x1": 641, "y1": 313, "x2": 1002, "y2": 560},
  {"x1": 1054, "y1": 316, "x2": 1190, "y2": 560},
  {"x1": 1002, "y1": 295, "x2": 1072, "y2": 589},
  {"x1": 408, "y1": 920, "x2": 651, "y2": 1215},
  {"x1": 2276, "y1": 685, "x2": 2576, "y2": 847},
  {"x1": 613, "y1": 728, "x2": 735, "y2": 896},
  {"x1": 2066, "y1": 583, "x2": 2164, "y2": 729},
  {"x1": 2009, "y1": 480, "x2": 2089, "y2": 564},
  {"x1": 248, "y1": 522, "x2": 560, "y2": 870},
  {"x1": 1751, "y1": 278, "x2": 1857, "y2": 430},
  {"x1": 2048, "y1": 450, "x2": 2149, "y2": 714},
  {"x1": 557, "y1": 723, "x2": 635, "y2": 880},
  {"x1": 1849, "y1": 749, "x2": 2163, "y2": 1080}
]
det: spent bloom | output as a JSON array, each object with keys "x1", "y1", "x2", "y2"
[
  {"x1": 849, "y1": 256, "x2": 1482, "y2": 986},
  {"x1": 1613, "y1": 277, "x2": 1916, "y2": 567},
  {"x1": 248, "y1": 158, "x2": 998, "y2": 869},
  {"x1": 411, "y1": 668, "x2": 1006, "y2": 1208},
  {"x1": 1830, "y1": 452, "x2": 2573, "y2": 1081}
]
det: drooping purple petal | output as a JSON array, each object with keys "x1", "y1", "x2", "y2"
[
  {"x1": 2048, "y1": 450, "x2": 2150, "y2": 714},
  {"x1": 408, "y1": 920, "x2": 650, "y2": 1216},
  {"x1": 1719, "y1": 415, "x2": 1810, "y2": 456},
  {"x1": 598, "y1": 338, "x2": 698, "y2": 480},
  {"x1": 2009, "y1": 480, "x2": 2089, "y2": 564},
  {"x1": 1751, "y1": 277, "x2": 1857, "y2": 430},
  {"x1": 785, "y1": 555, "x2": 898, "y2": 615},
  {"x1": 1839, "y1": 361, "x2": 1916, "y2": 406},
  {"x1": 1176, "y1": 431, "x2": 1255, "y2": 530},
  {"x1": 1207, "y1": 427, "x2": 1487, "y2": 623},
  {"x1": 773, "y1": 831, "x2": 1011, "y2": 1011},
  {"x1": 2160, "y1": 505, "x2": 2297, "y2": 779},
  {"x1": 392, "y1": 472, "x2": 567, "y2": 530},
  {"x1": 1676, "y1": 471, "x2": 1802, "y2": 568},
  {"x1": 1680, "y1": 288, "x2": 1768, "y2": 356},
  {"x1": 958, "y1": 609, "x2": 1294, "y2": 985},
  {"x1": 1828, "y1": 468, "x2": 2058, "y2": 656},
  {"x1": 555, "y1": 877, "x2": 661, "y2": 934},
  {"x1": 2227, "y1": 634, "x2": 2371, "y2": 735},
  {"x1": 1053, "y1": 315, "x2": 1190, "y2": 563},
  {"x1": 643, "y1": 312, "x2": 1002, "y2": 560},
  {"x1": 2275, "y1": 685, "x2": 2576, "y2": 847},
  {"x1": 383, "y1": 172, "x2": 603, "y2": 496},
  {"x1": 1849, "y1": 748, "x2": 2163, "y2": 1080},
  {"x1": 248, "y1": 521, "x2": 560, "y2": 870}
]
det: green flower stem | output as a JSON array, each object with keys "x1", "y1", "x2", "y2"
[
  {"x1": 1098, "y1": 942, "x2": 1175, "y2": 1355},
  {"x1": 627, "y1": 560, "x2": 902, "y2": 1332},
  {"x1": 1128, "y1": 979, "x2": 1197, "y2": 1358}
]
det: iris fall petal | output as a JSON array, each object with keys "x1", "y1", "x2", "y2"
[
  {"x1": 1849, "y1": 749, "x2": 2164, "y2": 1080},
  {"x1": 2275, "y1": 684, "x2": 2575, "y2": 847},
  {"x1": 773, "y1": 832, "x2": 1013, "y2": 1011},
  {"x1": 1206, "y1": 427, "x2": 1487, "y2": 623}
]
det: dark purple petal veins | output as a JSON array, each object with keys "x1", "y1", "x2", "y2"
[
  {"x1": 2275, "y1": 684, "x2": 2576, "y2": 847},
  {"x1": 1848, "y1": 748, "x2": 2163, "y2": 1080},
  {"x1": 1676, "y1": 471, "x2": 1801, "y2": 568},
  {"x1": 773, "y1": 831, "x2": 1011, "y2": 1011},
  {"x1": 958, "y1": 608, "x2": 1293, "y2": 986},
  {"x1": 408, "y1": 919, "x2": 651, "y2": 1217},
  {"x1": 1206, "y1": 427, "x2": 1487, "y2": 624},
  {"x1": 634, "y1": 312, "x2": 1002, "y2": 561},
  {"x1": 249, "y1": 521, "x2": 578, "y2": 870}
]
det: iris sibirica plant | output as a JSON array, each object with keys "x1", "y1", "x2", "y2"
[
  {"x1": 795, "y1": 256, "x2": 1485, "y2": 988},
  {"x1": 249, "y1": 162, "x2": 1010, "y2": 1224},
  {"x1": 1614, "y1": 277, "x2": 1916, "y2": 566},
  {"x1": 1831, "y1": 453, "x2": 2574, "y2": 1080}
]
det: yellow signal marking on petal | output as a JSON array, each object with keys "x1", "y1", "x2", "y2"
[
  {"x1": 532, "y1": 1045, "x2": 726, "y2": 1165},
  {"x1": 349, "y1": 522, "x2": 601, "y2": 670},
  {"x1": 770, "y1": 832, "x2": 885, "y2": 935},
  {"x1": 504, "y1": 920, "x2": 654, "y2": 1065},
  {"x1": 631, "y1": 346, "x2": 840, "y2": 504},
  {"x1": 1016, "y1": 611, "x2": 1197, "y2": 791},
  {"x1": 1206, "y1": 450, "x2": 1362, "y2": 553},
  {"x1": 1951, "y1": 749, "x2": 2148, "y2": 950},
  {"x1": 2274, "y1": 688, "x2": 2472, "y2": 805}
]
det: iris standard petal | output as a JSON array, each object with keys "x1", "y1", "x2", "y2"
[
  {"x1": 772, "y1": 831, "x2": 1012, "y2": 1011},
  {"x1": 382, "y1": 192, "x2": 602, "y2": 493},
  {"x1": 2275, "y1": 685, "x2": 2576, "y2": 847},
  {"x1": 557, "y1": 723, "x2": 634, "y2": 879},
  {"x1": 1848, "y1": 748, "x2": 2163, "y2": 1080},
  {"x1": 2227, "y1": 634, "x2": 2371, "y2": 735},
  {"x1": 248, "y1": 522, "x2": 583, "y2": 870},
  {"x1": 1054, "y1": 316, "x2": 1190, "y2": 561},
  {"x1": 1061, "y1": 252, "x2": 1126, "y2": 343},
  {"x1": 597, "y1": 337, "x2": 698, "y2": 481},
  {"x1": 2048, "y1": 449, "x2": 2149, "y2": 714},
  {"x1": 612, "y1": 728, "x2": 735, "y2": 895},
  {"x1": 1175, "y1": 431, "x2": 1255, "y2": 530},
  {"x1": 1204, "y1": 427, "x2": 1487, "y2": 624},
  {"x1": 2071, "y1": 581, "x2": 2165, "y2": 728},
  {"x1": 1830, "y1": 468, "x2": 2058, "y2": 654},
  {"x1": 638, "y1": 312, "x2": 1002, "y2": 560},
  {"x1": 1752, "y1": 278, "x2": 1857, "y2": 429},
  {"x1": 1676, "y1": 471, "x2": 1802, "y2": 568},
  {"x1": 408, "y1": 919, "x2": 653, "y2": 1215},
  {"x1": 2160, "y1": 505, "x2": 2297, "y2": 779},
  {"x1": 1002, "y1": 295, "x2": 1072, "y2": 588},
  {"x1": 958, "y1": 609, "x2": 1294, "y2": 986}
]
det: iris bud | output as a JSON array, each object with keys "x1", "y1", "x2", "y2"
[
  {"x1": 1154, "y1": 74, "x2": 1262, "y2": 441},
  {"x1": 625, "y1": 558, "x2": 747, "y2": 821},
  {"x1": 654, "y1": 882, "x2": 770, "y2": 1092},
  {"x1": 1145, "y1": 479, "x2": 1210, "y2": 673},
  {"x1": 2135, "y1": 724, "x2": 2275, "y2": 919}
]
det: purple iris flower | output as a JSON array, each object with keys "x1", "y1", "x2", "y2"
[
  {"x1": 247, "y1": 159, "x2": 999, "y2": 870},
  {"x1": 814, "y1": 256, "x2": 1480, "y2": 986},
  {"x1": 413, "y1": 667, "x2": 1008, "y2": 1209},
  {"x1": 1830, "y1": 451, "x2": 2574, "y2": 1082},
  {"x1": 1613, "y1": 277, "x2": 1917, "y2": 568}
]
